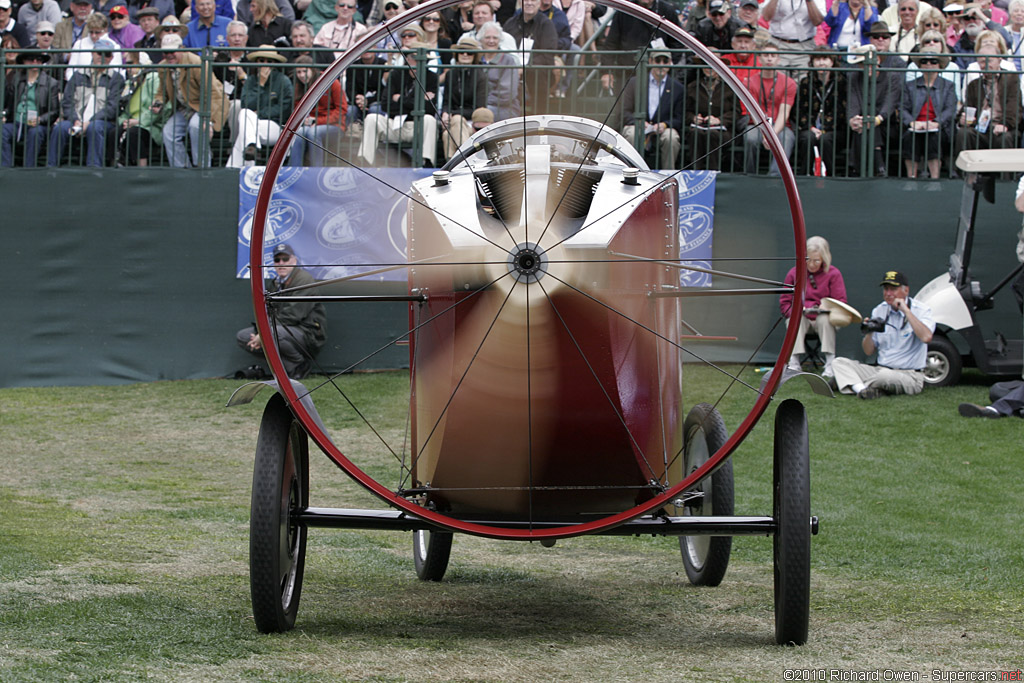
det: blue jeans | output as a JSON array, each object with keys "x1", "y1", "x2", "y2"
[
  {"x1": 47, "y1": 120, "x2": 115, "y2": 167},
  {"x1": 162, "y1": 110, "x2": 209, "y2": 168},
  {"x1": 2, "y1": 122, "x2": 48, "y2": 167}
]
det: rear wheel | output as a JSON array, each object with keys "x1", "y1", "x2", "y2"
[
  {"x1": 773, "y1": 399, "x2": 811, "y2": 646},
  {"x1": 413, "y1": 529, "x2": 453, "y2": 581},
  {"x1": 924, "y1": 334, "x2": 962, "y2": 387},
  {"x1": 679, "y1": 403, "x2": 733, "y2": 587}
]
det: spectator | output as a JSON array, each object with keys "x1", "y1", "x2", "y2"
[
  {"x1": 736, "y1": 0, "x2": 765, "y2": 30},
  {"x1": 604, "y1": 0, "x2": 684, "y2": 68},
  {"x1": 955, "y1": 41, "x2": 1020, "y2": 154},
  {"x1": 155, "y1": 32, "x2": 229, "y2": 167},
  {"x1": 761, "y1": 0, "x2": 826, "y2": 68},
  {"x1": 33, "y1": 20, "x2": 55, "y2": 68},
  {"x1": 300, "y1": 0, "x2": 342, "y2": 34},
  {"x1": 684, "y1": 0, "x2": 709, "y2": 33},
  {"x1": 780, "y1": 236, "x2": 848, "y2": 376},
  {"x1": 236, "y1": 243, "x2": 327, "y2": 380},
  {"x1": 1007, "y1": 0, "x2": 1024, "y2": 69},
  {"x1": 538, "y1": 0, "x2": 572, "y2": 52},
  {"x1": 16, "y1": 0, "x2": 60, "y2": 47},
  {"x1": 356, "y1": 0, "x2": 389, "y2": 28},
  {"x1": 904, "y1": 28, "x2": 959, "y2": 86},
  {"x1": 900, "y1": 42, "x2": 956, "y2": 179},
  {"x1": 107, "y1": 5, "x2": 144, "y2": 51},
  {"x1": 344, "y1": 48, "x2": 387, "y2": 133},
  {"x1": 831, "y1": 270, "x2": 934, "y2": 399},
  {"x1": 420, "y1": 9, "x2": 452, "y2": 54},
  {"x1": 356, "y1": 41, "x2": 439, "y2": 167},
  {"x1": 445, "y1": 0, "x2": 475, "y2": 41},
  {"x1": 503, "y1": 0, "x2": 558, "y2": 113},
  {"x1": 951, "y1": 4, "x2": 1010, "y2": 67},
  {"x1": 915, "y1": 4, "x2": 946, "y2": 45},
  {"x1": 248, "y1": 0, "x2": 293, "y2": 46},
  {"x1": 865, "y1": 20, "x2": 906, "y2": 66},
  {"x1": 742, "y1": 43, "x2": 796, "y2": 176},
  {"x1": 134, "y1": 7, "x2": 164, "y2": 62},
  {"x1": 621, "y1": 48, "x2": 685, "y2": 170},
  {"x1": 312, "y1": 0, "x2": 367, "y2": 58},
  {"x1": 823, "y1": 0, "x2": 879, "y2": 49},
  {"x1": 226, "y1": 44, "x2": 293, "y2": 166},
  {"x1": 387, "y1": 23, "x2": 425, "y2": 66},
  {"x1": 685, "y1": 49, "x2": 738, "y2": 171},
  {"x1": 0, "y1": 0, "x2": 30, "y2": 48},
  {"x1": 184, "y1": 0, "x2": 232, "y2": 48},
  {"x1": 237, "y1": 0, "x2": 294, "y2": 26},
  {"x1": 287, "y1": 54, "x2": 347, "y2": 165},
  {"x1": 1, "y1": 50, "x2": 60, "y2": 166},
  {"x1": 67, "y1": 13, "x2": 124, "y2": 81},
  {"x1": 48, "y1": 37, "x2": 124, "y2": 167},
  {"x1": 724, "y1": 24, "x2": 759, "y2": 88},
  {"x1": 441, "y1": 35, "x2": 487, "y2": 160},
  {"x1": 2, "y1": 33, "x2": 18, "y2": 76},
  {"x1": 53, "y1": 0, "x2": 92, "y2": 60},
  {"x1": 188, "y1": 0, "x2": 235, "y2": 21},
  {"x1": 467, "y1": 0, "x2": 518, "y2": 56},
  {"x1": 371, "y1": 0, "x2": 402, "y2": 56},
  {"x1": 118, "y1": 50, "x2": 167, "y2": 165},
  {"x1": 289, "y1": 20, "x2": 333, "y2": 65},
  {"x1": 212, "y1": 20, "x2": 250, "y2": 152},
  {"x1": 846, "y1": 42, "x2": 900, "y2": 176},
  {"x1": 791, "y1": 46, "x2": 846, "y2": 175},
  {"x1": 978, "y1": 0, "x2": 1008, "y2": 27},
  {"x1": 695, "y1": 0, "x2": 749, "y2": 50},
  {"x1": 882, "y1": 0, "x2": 921, "y2": 54},
  {"x1": 157, "y1": 16, "x2": 189, "y2": 43},
  {"x1": 479, "y1": 20, "x2": 520, "y2": 120},
  {"x1": 130, "y1": 0, "x2": 177, "y2": 22}
]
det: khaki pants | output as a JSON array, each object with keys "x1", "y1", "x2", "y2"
[
  {"x1": 832, "y1": 357, "x2": 925, "y2": 396},
  {"x1": 442, "y1": 114, "x2": 474, "y2": 162},
  {"x1": 622, "y1": 125, "x2": 681, "y2": 170}
]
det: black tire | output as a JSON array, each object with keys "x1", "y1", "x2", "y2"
[
  {"x1": 773, "y1": 399, "x2": 811, "y2": 646},
  {"x1": 924, "y1": 334, "x2": 962, "y2": 387},
  {"x1": 250, "y1": 394, "x2": 309, "y2": 633},
  {"x1": 413, "y1": 529, "x2": 453, "y2": 581},
  {"x1": 679, "y1": 403, "x2": 734, "y2": 587}
]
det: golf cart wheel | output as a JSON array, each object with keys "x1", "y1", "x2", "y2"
[
  {"x1": 679, "y1": 403, "x2": 733, "y2": 587},
  {"x1": 924, "y1": 335, "x2": 962, "y2": 387},
  {"x1": 413, "y1": 529, "x2": 453, "y2": 581},
  {"x1": 773, "y1": 399, "x2": 811, "y2": 646},
  {"x1": 250, "y1": 393, "x2": 309, "y2": 633}
]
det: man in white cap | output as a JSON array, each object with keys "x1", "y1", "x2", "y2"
[
  {"x1": 0, "y1": 0, "x2": 30, "y2": 48},
  {"x1": 16, "y1": 0, "x2": 60, "y2": 46}
]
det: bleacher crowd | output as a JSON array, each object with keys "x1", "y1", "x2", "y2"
[{"x1": 2, "y1": 0, "x2": 1023, "y2": 175}]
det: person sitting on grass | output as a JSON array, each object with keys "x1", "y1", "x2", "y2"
[{"x1": 831, "y1": 270, "x2": 935, "y2": 400}]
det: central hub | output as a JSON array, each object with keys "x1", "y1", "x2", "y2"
[{"x1": 507, "y1": 242, "x2": 547, "y2": 284}]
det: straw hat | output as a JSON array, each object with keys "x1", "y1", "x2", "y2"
[
  {"x1": 159, "y1": 15, "x2": 188, "y2": 37},
  {"x1": 248, "y1": 44, "x2": 287, "y2": 62},
  {"x1": 911, "y1": 43, "x2": 950, "y2": 69},
  {"x1": 819, "y1": 298, "x2": 862, "y2": 329}
]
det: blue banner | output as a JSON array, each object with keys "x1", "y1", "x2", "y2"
[{"x1": 238, "y1": 168, "x2": 716, "y2": 286}]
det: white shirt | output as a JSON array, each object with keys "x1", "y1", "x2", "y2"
[{"x1": 769, "y1": 0, "x2": 827, "y2": 41}]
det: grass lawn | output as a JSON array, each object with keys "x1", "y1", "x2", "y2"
[{"x1": 2, "y1": 367, "x2": 1022, "y2": 681}]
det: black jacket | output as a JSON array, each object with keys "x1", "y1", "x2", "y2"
[
  {"x1": 622, "y1": 73, "x2": 686, "y2": 130},
  {"x1": 3, "y1": 70, "x2": 61, "y2": 126},
  {"x1": 381, "y1": 66, "x2": 439, "y2": 118}
]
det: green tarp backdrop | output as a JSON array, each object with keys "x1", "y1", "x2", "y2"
[{"x1": 3, "y1": 169, "x2": 1021, "y2": 387}]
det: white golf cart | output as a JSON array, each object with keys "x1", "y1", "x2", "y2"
[{"x1": 915, "y1": 149, "x2": 1024, "y2": 386}]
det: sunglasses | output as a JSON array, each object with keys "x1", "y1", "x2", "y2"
[
  {"x1": 274, "y1": 255, "x2": 292, "y2": 263},
  {"x1": 922, "y1": 38, "x2": 942, "y2": 44},
  {"x1": 255, "y1": 58, "x2": 275, "y2": 63},
  {"x1": 336, "y1": 3, "x2": 355, "y2": 7},
  {"x1": 400, "y1": 31, "x2": 417, "y2": 37},
  {"x1": 652, "y1": 56, "x2": 670, "y2": 64},
  {"x1": 899, "y1": 5, "x2": 915, "y2": 10},
  {"x1": 923, "y1": 21, "x2": 941, "y2": 26},
  {"x1": 919, "y1": 58, "x2": 940, "y2": 64},
  {"x1": 423, "y1": 16, "x2": 440, "y2": 22},
  {"x1": 37, "y1": 30, "x2": 54, "y2": 35}
]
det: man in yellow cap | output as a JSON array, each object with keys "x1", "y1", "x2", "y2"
[{"x1": 831, "y1": 270, "x2": 936, "y2": 399}]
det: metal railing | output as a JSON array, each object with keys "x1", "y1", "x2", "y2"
[{"x1": 2, "y1": 46, "x2": 1020, "y2": 176}]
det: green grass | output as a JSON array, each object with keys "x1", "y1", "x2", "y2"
[{"x1": 1, "y1": 370, "x2": 1022, "y2": 681}]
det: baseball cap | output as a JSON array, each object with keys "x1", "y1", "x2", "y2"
[
  {"x1": 879, "y1": 270, "x2": 909, "y2": 287},
  {"x1": 709, "y1": 0, "x2": 729, "y2": 14},
  {"x1": 739, "y1": 0, "x2": 759, "y2": 7},
  {"x1": 733, "y1": 25, "x2": 755, "y2": 38},
  {"x1": 36, "y1": 20, "x2": 56, "y2": 33},
  {"x1": 273, "y1": 244, "x2": 295, "y2": 260},
  {"x1": 109, "y1": 4, "x2": 128, "y2": 15},
  {"x1": 0, "y1": 0, "x2": 12, "y2": 10},
  {"x1": 93, "y1": 36, "x2": 118, "y2": 51}
]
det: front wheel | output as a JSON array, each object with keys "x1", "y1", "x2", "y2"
[
  {"x1": 924, "y1": 334, "x2": 962, "y2": 387},
  {"x1": 413, "y1": 529, "x2": 453, "y2": 581},
  {"x1": 773, "y1": 399, "x2": 811, "y2": 646},
  {"x1": 679, "y1": 403, "x2": 734, "y2": 587},
  {"x1": 250, "y1": 393, "x2": 309, "y2": 633}
]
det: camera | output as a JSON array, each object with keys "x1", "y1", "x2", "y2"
[{"x1": 860, "y1": 317, "x2": 886, "y2": 333}]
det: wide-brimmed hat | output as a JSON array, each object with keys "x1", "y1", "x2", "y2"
[
  {"x1": 453, "y1": 36, "x2": 480, "y2": 51},
  {"x1": 15, "y1": 50, "x2": 51, "y2": 63},
  {"x1": 159, "y1": 15, "x2": 188, "y2": 36},
  {"x1": 820, "y1": 298, "x2": 862, "y2": 329},
  {"x1": 248, "y1": 44, "x2": 287, "y2": 62},
  {"x1": 911, "y1": 43, "x2": 950, "y2": 69},
  {"x1": 399, "y1": 23, "x2": 425, "y2": 40},
  {"x1": 866, "y1": 20, "x2": 894, "y2": 37}
]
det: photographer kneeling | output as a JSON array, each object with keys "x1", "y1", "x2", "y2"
[{"x1": 832, "y1": 270, "x2": 935, "y2": 400}]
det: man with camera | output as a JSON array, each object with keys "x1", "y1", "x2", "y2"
[{"x1": 831, "y1": 270, "x2": 935, "y2": 400}]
